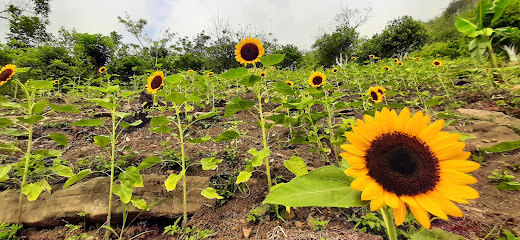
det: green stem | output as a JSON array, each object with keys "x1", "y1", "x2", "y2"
[
  {"x1": 105, "y1": 106, "x2": 117, "y2": 240},
  {"x1": 176, "y1": 107, "x2": 188, "y2": 229},
  {"x1": 380, "y1": 206, "x2": 398, "y2": 240},
  {"x1": 436, "y1": 72, "x2": 453, "y2": 103},
  {"x1": 17, "y1": 80, "x2": 33, "y2": 224},
  {"x1": 256, "y1": 86, "x2": 271, "y2": 190}
]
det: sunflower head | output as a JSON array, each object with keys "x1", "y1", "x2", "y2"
[
  {"x1": 398, "y1": 62, "x2": 404, "y2": 66},
  {"x1": 377, "y1": 60, "x2": 382, "y2": 63},
  {"x1": 375, "y1": 86, "x2": 386, "y2": 96},
  {"x1": 369, "y1": 54, "x2": 376, "y2": 59},
  {"x1": 486, "y1": 68, "x2": 491, "y2": 71},
  {"x1": 285, "y1": 80, "x2": 294, "y2": 87},
  {"x1": 433, "y1": 60, "x2": 443, "y2": 67},
  {"x1": 414, "y1": 57, "x2": 421, "y2": 61},
  {"x1": 393, "y1": 58, "x2": 399, "y2": 63},
  {"x1": 403, "y1": 57, "x2": 408, "y2": 61},
  {"x1": 342, "y1": 107, "x2": 480, "y2": 229},
  {"x1": 207, "y1": 72, "x2": 214, "y2": 77},
  {"x1": 187, "y1": 69, "x2": 195, "y2": 75},
  {"x1": 235, "y1": 37, "x2": 265, "y2": 65},
  {"x1": 351, "y1": 56, "x2": 358, "y2": 60},
  {"x1": 260, "y1": 72, "x2": 266, "y2": 78},
  {"x1": 308, "y1": 72, "x2": 326, "y2": 87},
  {"x1": 98, "y1": 66, "x2": 107, "y2": 74},
  {"x1": 382, "y1": 66, "x2": 390, "y2": 71},
  {"x1": 146, "y1": 71, "x2": 165, "y2": 94},
  {"x1": 436, "y1": 53, "x2": 441, "y2": 57},
  {"x1": 332, "y1": 68, "x2": 339, "y2": 73},
  {"x1": 53, "y1": 80, "x2": 59, "y2": 84},
  {"x1": 368, "y1": 87, "x2": 384, "y2": 103},
  {"x1": 0, "y1": 64, "x2": 16, "y2": 86}
]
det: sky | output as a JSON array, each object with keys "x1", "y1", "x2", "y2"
[{"x1": 0, "y1": 0, "x2": 453, "y2": 50}]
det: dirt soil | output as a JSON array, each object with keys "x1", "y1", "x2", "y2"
[{"x1": 2, "y1": 91, "x2": 520, "y2": 240}]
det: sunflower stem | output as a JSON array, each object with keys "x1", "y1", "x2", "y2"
[
  {"x1": 256, "y1": 84, "x2": 272, "y2": 190},
  {"x1": 380, "y1": 206, "x2": 398, "y2": 240},
  {"x1": 175, "y1": 106, "x2": 188, "y2": 229},
  {"x1": 105, "y1": 103, "x2": 117, "y2": 240}
]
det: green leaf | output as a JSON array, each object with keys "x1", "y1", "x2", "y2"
[
  {"x1": 131, "y1": 197, "x2": 150, "y2": 211},
  {"x1": 455, "y1": 18, "x2": 479, "y2": 37},
  {"x1": 187, "y1": 95, "x2": 202, "y2": 103},
  {"x1": 195, "y1": 112, "x2": 218, "y2": 121},
  {"x1": 119, "y1": 120, "x2": 142, "y2": 128},
  {"x1": 212, "y1": 130, "x2": 241, "y2": 142},
  {"x1": 22, "y1": 182, "x2": 46, "y2": 201},
  {"x1": 51, "y1": 165, "x2": 74, "y2": 177},
  {"x1": 49, "y1": 104, "x2": 81, "y2": 113},
  {"x1": 119, "y1": 166, "x2": 143, "y2": 187},
  {"x1": 410, "y1": 228, "x2": 466, "y2": 240},
  {"x1": 267, "y1": 113, "x2": 295, "y2": 125},
  {"x1": 224, "y1": 98, "x2": 255, "y2": 117},
  {"x1": 263, "y1": 165, "x2": 366, "y2": 208},
  {"x1": 0, "y1": 164, "x2": 12, "y2": 182},
  {"x1": 28, "y1": 80, "x2": 53, "y2": 89},
  {"x1": 166, "y1": 92, "x2": 188, "y2": 105},
  {"x1": 150, "y1": 116, "x2": 171, "y2": 127},
  {"x1": 273, "y1": 81, "x2": 296, "y2": 96},
  {"x1": 201, "y1": 187, "x2": 223, "y2": 199},
  {"x1": 17, "y1": 115, "x2": 44, "y2": 125},
  {"x1": 284, "y1": 156, "x2": 308, "y2": 177},
  {"x1": 239, "y1": 74, "x2": 262, "y2": 87},
  {"x1": 0, "y1": 101, "x2": 22, "y2": 110},
  {"x1": 121, "y1": 90, "x2": 140, "y2": 98},
  {"x1": 63, "y1": 169, "x2": 92, "y2": 188},
  {"x1": 425, "y1": 96, "x2": 444, "y2": 107},
  {"x1": 249, "y1": 148, "x2": 270, "y2": 168},
  {"x1": 200, "y1": 157, "x2": 223, "y2": 170},
  {"x1": 165, "y1": 170, "x2": 185, "y2": 191},
  {"x1": 113, "y1": 182, "x2": 133, "y2": 204},
  {"x1": 236, "y1": 171, "x2": 252, "y2": 184},
  {"x1": 188, "y1": 135, "x2": 212, "y2": 143},
  {"x1": 93, "y1": 135, "x2": 111, "y2": 148},
  {"x1": 71, "y1": 119, "x2": 104, "y2": 127},
  {"x1": 164, "y1": 74, "x2": 183, "y2": 85},
  {"x1": 137, "y1": 156, "x2": 162, "y2": 170},
  {"x1": 48, "y1": 133, "x2": 69, "y2": 146},
  {"x1": 115, "y1": 112, "x2": 133, "y2": 119},
  {"x1": 0, "y1": 118, "x2": 13, "y2": 127},
  {"x1": 149, "y1": 125, "x2": 173, "y2": 134},
  {"x1": 496, "y1": 181, "x2": 520, "y2": 190},
  {"x1": 492, "y1": 0, "x2": 514, "y2": 23},
  {"x1": 0, "y1": 142, "x2": 21, "y2": 152},
  {"x1": 475, "y1": 0, "x2": 493, "y2": 29},
  {"x1": 449, "y1": 132, "x2": 476, "y2": 141},
  {"x1": 87, "y1": 99, "x2": 120, "y2": 110},
  {"x1": 480, "y1": 139, "x2": 520, "y2": 153},
  {"x1": 220, "y1": 67, "x2": 248, "y2": 79},
  {"x1": 1, "y1": 128, "x2": 27, "y2": 137},
  {"x1": 260, "y1": 54, "x2": 286, "y2": 67},
  {"x1": 32, "y1": 100, "x2": 48, "y2": 114},
  {"x1": 15, "y1": 67, "x2": 30, "y2": 73}
]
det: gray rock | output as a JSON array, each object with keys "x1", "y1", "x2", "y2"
[
  {"x1": 454, "y1": 120, "x2": 520, "y2": 151},
  {"x1": 457, "y1": 108, "x2": 520, "y2": 130}
]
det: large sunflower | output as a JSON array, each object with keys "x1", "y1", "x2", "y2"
[
  {"x1": 368, "y1": 87, "x2": 384, "y2": 103},
  {"x1": 235, "y1": 37, "x2": 265, "y2": 65},
  {"x1": 342, "y1": 108, "x2": 480, "y2": 229},
  {"x1": 308, "y1": 72, "x2": 326, "y2": 87},
  {"x1": 0, "y1": 64, "x2": 16, "y2": 86},
  {"x1": 146, "y1": 71, "x2": 165, "y2": 94}
]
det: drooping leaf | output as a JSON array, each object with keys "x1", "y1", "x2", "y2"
[
  {"x1": 15, "y1": 67, "x2": 30, "y2": 73},
  {"x1": 87, "y1": 98, "x2": 120, "y2": 110},
  {"x1": 0, "y1": 164, "x2": 12, "y2": 182},
  {"x1": 17, "y1": 115, "x2": 44, "y2": 125},
  {"x1": 0, "y1": 118, "x2": 13, "y2": 127},
  {"x1": 236, "y1": 171, "x2": 252, "y2": 184},
  {"x1": 131, "y1": 197, "x2": 150, "y2": 211},
  {"x1": 195, "y1": 112, "x2": 218, "y2": 121},
  {"x1": 224, "y1": 98, "x2": 255, "y2": 117},
  {"x1": 480, "y1": 139, "x2": 520, "y2": 153},
  {"x1": 118, "y1": 166, "x2": 143, "y2": 187},
  {"x1": 410, "y1": 228, "x2": 466, "y2": 240},
  {"x1": 1, "y1": 128, "x2": 28, "y2": 137},
  {"x1": 48, "y1": 133, "x2": 69, "y2": 146},
  {"x1": 93, "y1": 135, "x2": 111, "y2": 148},
  {"x1": 273, "y1": 81, "x2": 296, "y2": 96},
  {"x1": 200, "y1": 157, "x2": 223, "y2": 170},
  {"x1": 28, "y1": 80, "x2": 53, "y2": 89},
  {"x1": 22, "y1": 180, "x2": 50, "y2": 201},
  {"x1": 491, "y1": 0, "x2": 514, "y2": 23},
  {"x1": 260, "y1": 54, "x2": 286, "y2": 67},
  {"x1": 149, "y1": 125, "x2": 173, "y2": 134},
  {"x1": 455, "y1": 18, "x2": 479, "y2": 37},
  {"x1": 63, "y1": 169, "x2": 92, "y2": 188},
  {"x1": 212, "y1": 130, "x2": 241, "y2": 142},
  {"x1": 32, "y1": 100, "x2": 48, "y2": 114},
  {"x1": 119, "y1": 120, "x2": 142, "y2": 128},
  {"x1": 71, "y1": 119, "x2": 104, "y2": 127},
  {"x1": 51, "y1": 165, "x2": 74, "y2": 177},
  {"x1": 113, "y1": 182, "x2": 133, "y2": 204},
  {"x1": 201, "y1": 187, "x2": 223, "y2": 199},
  {"x1": 220, "y1": 67, "x2": 248, "y2": 79},
  {"x1": 137, "y1": 156, "x2": 162, "y2": 170},
  {"x1": 150, "y1": 116, "x2": 171, "y2": 127},
  {"x1": 0, "y1": 143, "x2": 20, "y2": 152},
  {"x1": 284, "y1": 156, "x2": 308, "y2": 177},
  {"x1": 114, "y1": 112, "x2": 133, "y2": 119},
  {"x1": 165, "y1": 170, "x2": 185, "y2": 191},
  {"x1": 48, "y1": 104, "x2": 81, "y2": 113},
  {"x1": 249, "y1": 148, "x2": 270, "y2": 167},
  {"x1": 263, "y1": 165, "x2": 366, "y2": 208},
  {"x1": 188, "y1": 135, "x2": 212, "y2": 143}
]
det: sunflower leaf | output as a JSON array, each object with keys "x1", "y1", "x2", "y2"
[
  {"x1": 28, "y1": 80, "x2": 53, "y2": 89},
  {"x1": 201, "y1": 187, "x2": 223, "y2": 199},
  {"x1": 121, "y1": 90, "x2": 140, "y2": 98},
  {"x1": 195, "y1": 112, "x2": 218, "y2": 121},
  {"x1": 137, "y1": 156, "x2": 162, "y2": 170},
  {"x1": 188, "y1": 135, "x2": 212, "y2": 143},
  {"x1": 165, "y1": 170, "x2": 185, "y2": 191},
  {"x1": 224, "y1": 98, "x2": 255, "y2": 117},
  {"x1": 200, "y1": 157, "x2": 223, "y2": 170},
  {"x1": 273, "y1": 81, "x2": 296, "y2": 96},
  {"x1": 48, "y1": 104, "x2": 81, "y2": 113},
  {"x1": 284, "y1": 156, "x2": 308, "y2": 177},
  {"x1": 87, "y1": 99, "x2": 120, "y2": 110},
  {"x1": 113, "y1": 182, "x2": 133, "y2": 204},
  {"x1": 131, "y1": 197, "x2": 150, "y2": 211},
  {"x1": 220, "y1": 67, "x2": 248, "y2": 79},
  {"x1": 22, "y1": 181, "x2": 47, "y2": 201},
  {"x1": 249, "y1": 148, "x2": 270, "y2": 168},
  {"x1": 236, "y1": 171, "x2": 252, "y2": 184},
  {"x1": 164, "y1": 74, "x2": 183, "y2": 85},
  {"x1": 118, "y1": 167, "x2": 143, "y2": 187},
  {"x1": 410, "y1": 228, "x2": 466, "y2": 240},
  {"x1": 263, "y1": 165, "x2": 366, "y2": 208},
  {"x1": 149, "y1": 125, "x2": 173, "y2": 134},
  {"x1": 166, "y1": 92, "x2": 189, "y2": 105},
  {"x1": 48, "y1": 132, "x2": 69, "y2": 146},
  {"x1": 212, "y1": 130, "x2": 241, "y2": 142},
  {"x1": 0, "y1": 164, "x2": 12, "y2": 182},
  {"x1": 260, "y1": 54, "x2": 285, "y2": 67},
  {"x1": 0, "y1": 142, "x2": 20, "y2": 152},
  {"x1": 15, "y1": 67, "x2": 31, "y2": 73},
  {"x1": 51, "y1": 165, "x2": 74, "y2": 178},
  {"x1": 32, "y1": 100, "x2": 48, "y2": 114},
  {"x1": 16, "y1": 115, "x2": 44, "y2": 125},
  {"x1": 239, "y1": 74, "x2": 261, "y2": 87},
  {"x1": 63, "y1": 169, "x2": 92, "y2": 188},
  {"x1": 93, "y1": 135, "x2": 111, "y2": 148},
  {"x1": 480, "y1": 139, "x2": 520, "y2": 153},
  {"x1": 0, "y1": 118, "x2": 13, "y2": 127}
]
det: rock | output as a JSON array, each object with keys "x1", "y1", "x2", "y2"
[
  {"x1": 0, "y1": 175, "x2": 212, "y2": 227},
  {"x1": 281, "y1": 209, "x2": 295, "y2": 220},
  {"x1": 295, "y1": 221, "x2": 304, "y2": 228},
  {"x1": 457, "y1": 108, "x2": 520, "y2": 130},
  {"x1": 242, "y1": 228, "x2": 252, "y2": 239},
  {"x1": 239, "y1": 219, "x2": 247, "y2": 224},
  {"x1": 455, "y1": 120, "x2": 520, "y2": 151}
]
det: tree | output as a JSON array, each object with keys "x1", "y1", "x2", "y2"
[
  {"x1": 273, "y1": 44, "x2": 303, "y2": 69},
  {"x1": 1, "y1": 0, "x2": 52, "y2": 47},
  {"x1": 374, "y1": 16, "x2": 429, "y2": 58},
  {"x1": 73, "y1": 33, "x2": 116, "y2": 67},
  {"x1": 313, "y1": 27, "x2": 359, "y2": 67}
]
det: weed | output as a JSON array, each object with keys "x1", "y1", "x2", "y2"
[
  {"x1": 308, "y1": 219, "x2": 329, "y2": 231},
  {"x1": 0, "y1": 223, "x2": 22, "y2": 240},
  {"x1": 164, "y1": 218, "x2": 214, "y2": 240},
  {"x1": 488, "y1": 170, "x2": 520, "y2": 190}
]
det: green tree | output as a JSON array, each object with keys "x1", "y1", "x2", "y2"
[
  {"x1": 1, "y1": 0, "x2": 51, "y2": 47},
  {"x1": 73, "y1": 33, "x2": 116, "y2": 67},
  {"x1": 273, "y1": 44, "x2": 303, "y2": 69},
  {"x1": 374, "y1": 16, "x2": 429, "y2": 58},
  {"x1": 313, "y1": 27, "x2": 359, "y2": 67}
]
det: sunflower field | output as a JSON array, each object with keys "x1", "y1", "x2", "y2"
[{"x1": 1, "y1": 0, "x2": 520, "y2": 239}]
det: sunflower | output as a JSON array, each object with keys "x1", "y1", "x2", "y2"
[
  {"x1": 332, "y1": 68, "x2": 339, "y2": 73},
  {"x1": 260, "y1": 72, "x2": 267, "y2": 78},
  {"x1": 398, "y1": 62, "x2": 404, "y2": 66},
  {"x1": 436, "y1": 54, "x2": 441, "y2": 57},
  {"x1": 342, "y1": 107, "x2": 480, "y2": 229},
  {"x1": 0, "y1": 64, "x2": 16, "y2": 86},
  {"x1": 403, "y1": 57, "x2": 408, "y2": 61},
  {"x1": 351, "y1": 56, "x2": 358, "y2": 60},
  {"x1": 146, "y1": 71, "x2": 165, "y2": 94},
  {"x1": 207, "y1": 72, "x2": 214, "y2": 77},
  {"x1": 235, "y1": 37, "x2": 265, "y2": 65},
  {"x1": 369, "y1": 54, "x2": 376, "y2": 59},
  {"x1": 433, "y1": 60, "x2": 443, "y2": 67},
  {"x1": 486, "y1": 68, "x2": 491, "y2": 71},
  {"x1": 377, "y1": 60, "x2": 382, "y2": 63},
  {"x1": 375, "y1": 86, "x2": 386, "y2": 96},
  {"x1": 414, "y1": 57, "x2": 421, "y2": 61},
  {"x1": 393, "y1": 58, "x2": 399, "y2": 63},
  {"x1": 53, "y1": 80, "x2": 59, "y2": 84},
  {"x1": 187, "y1": 69, "x2": 195, "y2": 74},
  {"x1": 98, "y1": 66, "x2": 107, "y2": 74},
  {"x1": 382, "y1": 66, "x2": 390, "y2": 71},
  {"x1": 308, "y1": 72, "x2": 326, "y2": 87},
  {"x1": 368, "y1": 87, "x2": 384, "y2": 103},
  {"x1": 285, "y1": 80, "x2": 294, "y2": 87}
]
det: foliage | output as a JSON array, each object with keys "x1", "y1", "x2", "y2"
[
  {"x1": 272, "y1": 44, "x2": 303, "y2": 68},
  {"x1": 0, "y1": 223, "x2": 22, "y2": 240},
  {"x1": 313, "y1": 27, "x2": 358, "y2": 67},
  {"x1": 413, "y1": 40, "x2": 468, "y2": 59},
  {"x1": 2, "y1": 0, "x2": 51, "y2": 47}
]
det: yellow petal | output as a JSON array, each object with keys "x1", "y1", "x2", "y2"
[
  {"x1": 439, "y1": 170, "x2": 478, "y2": 185},
  {"x1": 340, "y1": 153, "x2": 366, "y2": 168},
  {"x1": 436, "y1": 181, "x2": 479, "y2": 203},
  {"x1": 344, "y1": 167, "x2": 369, "y2": 177},
  {"x1": 404, "y1": 111, "x2": 425, "y2": 135},
  {"x1": 345, "y1": 132, "x2": 369, "y2": 149},
  {"x1": 438, "y1": 160, "x2": 480, "y2": 173},
  {"x1": 400, "y1": 195, "x2": 419, "y2": 208},
  {"x1": 370, "y1": 195, "x2": 386, "y2": 211},
  {"x1": 418, "y1": 119, "x2": 445, "y2": 142},
  {"x1": 340, "y1": 144, "x2": 365, "y2": 156},
  {"x1": 428, "y1": 132, "x2": 458, "y2": 148},
  {"x1": 415, "y1": 193, "x2": 448, "y2": 220},
  {"x1": 384, "y1": 191, "x2": 399, "y2": 208},
  {"x1": 396, "y1": 107, "x2": 411, "y2": 132},
  {"x1": 409, "y1": 204, "x2": 431, "y2": 229},
  {"x1": 430, "y1": 190, "x2": 463, "y2": 217},
  {"x1": 350, "y1": 175, "x2": 373, "y2": 191},
  {"x1": 434, "y1": 142, "x2": 466, "y2": 160},
  {"x1": 393, "y1": 200, "x2": 407, "y2": 226},
  {"x1": 361, "y1": 181, "x2": 383, "y2": 200}
]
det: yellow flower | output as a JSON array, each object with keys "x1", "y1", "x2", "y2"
[
  {"x1": 368, "y1": 87, "x2": 384, "y2": 103},
  {"x1": 308, "y1": 72, "x2": 326, "y2": 87},
  {"x1": 53, "y1": 80, "x2": 59, "y2": 84},
  {"x1": 332, "y1": 68, "x2": 339, "y2": 73},
  {"x1": 146, "y1": 71, "x2": 165, "y2": 94},
  {"x1": 235, "y1": 37, "x2": 265, "y2": 65},
  {"x1": 342, "y1": 107, "x2": 479, "y2": 229},
  {"x1": 260, "y1": 72, "x2": 266, "y2": 78},
  {"x1": 433, "y1": 60, "x2": 443, "y2": 67},
  {"x1": 398, "y1": 62, "x2": 404, "y2": 66},
  {"x1": 98, "y1": 66, "x2": 107, "y2": 74},
  {"x1": 375, "y1": 86, "x2": 386, "y2": 96},
  {"x1": 0, "y1": 64, "x2": 16, "y2": 86},
  {"x1": 403, "y1": 57, "x2": 408, "y2": 61},
  {"x1": 393, "y1": 58, "x2": 399, "y2": 63},
  {"x1": 369, "y1": 54, "x2": 376, "y2": 59},
  {"x1": 414, "y1": 57, "x2": 421, "y2": 61},
  {"x1": 187, "y1": 69, "x2": 195, "y2": 75},
  {"x1": 351, "y1": 56, "x2": 358, "y2": 60},
  {"x1": 377, "y1": 60, "x2": 382, "y2": 63},
  {"x1": 207, "y1": 72, "x2": 214, "y2": 77},
  {"x1": 285, "y1": 80, "x2": 294, "y2": 87},
  {"x1": 382, "y1": 66, "x2": 390, "y2": 71}
]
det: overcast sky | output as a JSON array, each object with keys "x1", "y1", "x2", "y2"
[{"x1": 0, "y1": 0, "x2": 452, "y2": 50}]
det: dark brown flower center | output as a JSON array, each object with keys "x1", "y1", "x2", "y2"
[
  {"x1": 370, "y1": 91, "x2": 379, "y2": 101},
  {"x1": 0, "y1": 69, "x2": 14, "y2": 82},
  {"x1": 365, "y1": 132, "x2": 439, "y2": 196},
  {"x1": 312, "y1": 76, "x2": 323, "y2": 86},
  {"x1": 151, "y1": 76, "x2": 163, "y2": 89},
  {"x1": 287, "y1": 82, "x2": 293, "y2": 86},
  {"x1": 377, "y1": 89, "x2": 384, "y2": 95},
  {"x1": 434, "y1": 61, "x2": 440, "y2": 66},
  {"x1": 240, "y1": 43, "x2": 260, "y2": 61}
]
